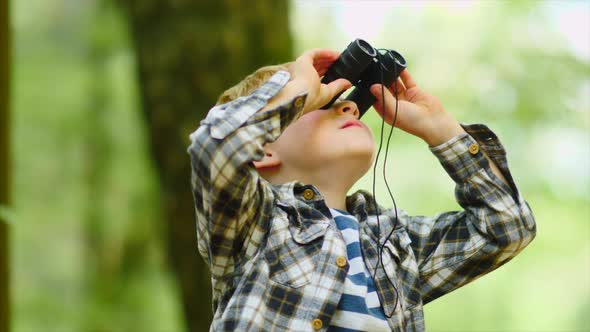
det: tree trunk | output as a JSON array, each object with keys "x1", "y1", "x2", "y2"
[
  {"x1": 118, "y1": 1, "x2": 292, "y2": 331},
  {"x1": 0, "y1": 0, "x2": 11, "y2": 330},
  {"x1": 82, "y1": 2, "x2": 115, "y2": 331}
]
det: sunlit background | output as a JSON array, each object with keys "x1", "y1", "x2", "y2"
[{"x1": 8, "y1": 0, "x2": 590, "y2": 331}]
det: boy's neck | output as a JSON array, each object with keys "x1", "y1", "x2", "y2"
[
  {"x1": 260, "y1": 159, "x2": 371, "y2": 211},
  {"x1": 313, "y1": 184, "x2": 348, "y2": 211},
  {"x1": 282, "y1": 170, "x2": 359, "y2": 211}
]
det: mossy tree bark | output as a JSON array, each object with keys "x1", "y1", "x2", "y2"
[{"x1": 119, "y1": 1, "x2": 292, "y2": 330}]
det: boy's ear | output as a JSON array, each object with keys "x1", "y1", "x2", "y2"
[{"x1": 252, "y1": 147, "x2": 281, "y2": 170}]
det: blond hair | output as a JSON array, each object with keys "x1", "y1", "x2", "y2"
[{"x1": 216, "y1": 63, "x2": 291, "y2": 105}]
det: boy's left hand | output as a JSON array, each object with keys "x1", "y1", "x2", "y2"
[{"x1": 370, "y1": 69, "x2": 466, "y2": 147}]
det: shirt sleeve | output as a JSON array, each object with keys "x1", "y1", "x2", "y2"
[
  {"x1": 403, "y1": 123, "x2": 537, "y2": 305},
  {"x1": 186, "y1": 70, "x2": 308, "y2": 279}
]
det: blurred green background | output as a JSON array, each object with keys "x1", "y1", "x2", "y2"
[{"x1": 4, "y1": 0, "x2": 590, "y2": 331}]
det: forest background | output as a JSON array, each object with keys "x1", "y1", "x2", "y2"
[{"x1": 1, "y1": 0, "x2": 589, "y2": 331}]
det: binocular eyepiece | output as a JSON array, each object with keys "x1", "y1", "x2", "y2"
[{"x1": 320, "y1": 39, "x2": 407, "y2": 118}]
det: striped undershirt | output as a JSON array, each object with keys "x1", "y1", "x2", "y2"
[{"x1": 328, "y1": 208, "x2": 390, "y2": 332}]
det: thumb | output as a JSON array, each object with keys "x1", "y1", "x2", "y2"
[
  {"x1": 327, "y1": 78, "x2": 353, "y2": 97},
  {"x1": 370, "y1": 84, "x2": 395, "y2": 114},
  {"x1": 371, "y1": 83, "x2": 394, "y2": 100},
  {"x1": 370, "y1": 84, "x2": 408, "y2": 126}
]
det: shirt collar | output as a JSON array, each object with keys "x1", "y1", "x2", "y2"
[
  {"x1": 271, "y1": 181, "x2": 386, "y2": 219},
  {"x1": 271, "y1": 181, "x2": 393, "y2": 243}
]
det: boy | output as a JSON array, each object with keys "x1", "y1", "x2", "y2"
[{"x1": 187, "y1": 49, "x2": 537, "y2": 331}]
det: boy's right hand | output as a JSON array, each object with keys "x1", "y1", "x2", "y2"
[
  {"x1": 288, "y1": 49, "x2": 352, "y2": 114},
  {"x1": 369, "y1": 69, "x2": 465, "y2": 147}
]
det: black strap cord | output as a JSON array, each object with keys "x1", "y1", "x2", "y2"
[{"x1": 371, "y1": 49, "x2": 401, "y2": 319}]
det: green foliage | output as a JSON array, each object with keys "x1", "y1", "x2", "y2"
[{"x1": 12, "y1": 0, "x2": 181, "y2": 331}]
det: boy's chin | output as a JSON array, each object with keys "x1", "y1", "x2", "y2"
[
  {"x1": 327, "y1": 147, "x2": 375, "y2": 168},
  {"x1": 343, "y1": 141, "x2": 375, "y2": 158}
]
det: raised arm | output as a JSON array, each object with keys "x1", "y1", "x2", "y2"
[
  {"x1": 404, "y1": 124, "x2": 536, "y2": 304},
  {"x1": 187, "y1": 71, "x2": 306, "y2": 279},
  {"x1": 370, "y1": 70, "x2": 536, "y2": 304},
  {"x1": 187, "y1": 49, "x2": 351, "y2": 280}
]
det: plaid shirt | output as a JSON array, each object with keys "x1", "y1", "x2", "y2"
[{"x1": 187, "y1": 71, "x2": 537, "y2": 332}]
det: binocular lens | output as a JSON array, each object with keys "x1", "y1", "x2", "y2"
[
  {"x1": 320, "y1": 39, "x2": 377, "y2": 109},
  {"x1": 355, "y1": 39, "x2": 375, "y2": 58},
  {"x1": 318, "y1": 39, "x2": 407, "y2": 118},
  {"x1": 346, "y1": 49, "x2": 407, "y2": 118},
  {"x1": 388, "y1": 49, "x2": 407, "y2": 68}
]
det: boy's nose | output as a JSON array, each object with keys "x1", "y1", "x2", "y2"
[{"x1": 335, "y1": 100, "x2": 359, "y2": 119}]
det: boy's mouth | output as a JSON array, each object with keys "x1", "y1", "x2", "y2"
[{"x1": 340, "y1": 120, "x2": 364, "y2": 129}]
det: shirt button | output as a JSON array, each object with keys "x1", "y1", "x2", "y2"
[
  {"x1": 302, "y1": 188, "x2": 315, "y2": 200},
  {"x1": 312, "y1": 318, "x2": 323, "y2": 330},
  {"x1": 336, "y1": 256, "x2": 347, "y2": 268},
  {"x1": 468, "y1": 143, "x2": 480, "y2": 155},
  {"x1": 294, "y1": 96, "x2": 305, "y2": 109}
]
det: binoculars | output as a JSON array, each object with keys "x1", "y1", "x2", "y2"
[{"x1": 320, "y1": 39, "x2": 407, "y2": 118}]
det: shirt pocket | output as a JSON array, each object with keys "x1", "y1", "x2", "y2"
[
  {"x1": 264, "y1": 203, "x2": 328, "y2": 289},
  {"x1": 264, "y1": 235, "x2": 323, "y2": 289}
]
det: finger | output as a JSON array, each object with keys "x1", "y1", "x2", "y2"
[
  {"x1": 370, "y1": 84, "x2": 396, "y2": 123},
  {"x1": 388, "y1": 79, "x2": 407, "y2": 100},
  {"x1": 312, "y1": 49, "x2": 340, "y2": 63},
  {"x1": 322, "y1": 78, "x2": 352, "y2": 102},
  {"x1": 369, "y1": 84, "x2": 408, "y2": 126},
  {"x1": 299, "y1": 49, "x2": 340, "y2": 75},
  {"x1": 399, "y1": 69, "x2": 417, "y2": 89},
  {"x1": 317, "y1": 67, "x2": 330, "y2": 77},
  {"x1": 327, "y1": 78, "x2": 352, "y2": 95},
  {"x1": 313, "y1": 58, "x2": 336, "y2": 71},
  {"x1": 315, "y1": 60, "x2": 339, "y2": 76},
  {"x1": 300, "y1": 48, "x2": 339, "y2": 64},
  {"x1": 371, "y1": 83, "x2": 395, "y2": 100},
  {"x1": 313, "y1": 60, "x2": 339, "y2": 76},
  {"x1": 313, "y1": 53, "x2": 339, "y2": 64},
  {"x1": 313, "y1": 57, "x2": 338, "y2": 70},
  {"x1": 296, "y1": 49, "x2": 317, "y2": 64}
]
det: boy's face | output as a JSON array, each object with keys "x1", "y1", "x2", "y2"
[{"x1": 262, "y1": 99, "x2": 375, "y2": 176}]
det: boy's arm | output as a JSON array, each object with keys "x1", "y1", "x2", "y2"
[
  {"x1": 187, "y1": 49, "x2": 351, "y2": 280},
  {"x1": 187, "y1": 71, "x2": 308, "y2": 279},
  {"x1": 403, "y1": 123, "x2": 537, "y2": 305},
  {"x1": 370, "y1": 70, "x2": 536, "y2": 305}
]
